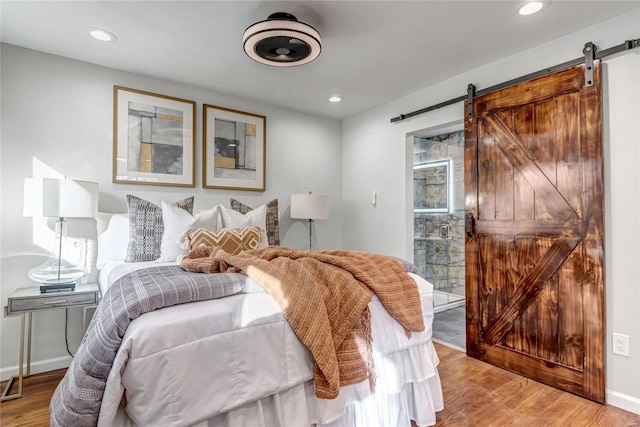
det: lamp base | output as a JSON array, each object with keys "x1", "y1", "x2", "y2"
[{"x1": 28, "y1": 256, "x2": 86, "y2": 285}]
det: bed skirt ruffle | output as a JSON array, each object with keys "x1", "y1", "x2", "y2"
[{"x1": 185, "y1": 340, "x2": 443, "y2": 427}]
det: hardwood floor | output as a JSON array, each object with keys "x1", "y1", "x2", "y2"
[
  {"x1": 0, "y1": 369, "x2": 65, "y2": 427},
  {"x1": 1, "y1": 343, "x2": 639, "y2": 426},
  {"x1": 433, "y1": 344, "x2": 639, "y2": 426}
]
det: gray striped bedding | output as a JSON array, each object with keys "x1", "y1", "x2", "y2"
[{"x1": 49, "y1": 265, "x2": 245, "y2": 427}]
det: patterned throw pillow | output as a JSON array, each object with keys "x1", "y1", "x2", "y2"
[
  {"x1": 230, "y1": 199, "x2": 280, "y2": 246},
  {"x1": 126, "y1": 195, "x2": 194, "y2": 262},
  {"x1": 219, "y1": 204, "x2": 268, "y2": 248},
  {"x1": 180, "y1": 226, "x2": 264, "y2": 255}
]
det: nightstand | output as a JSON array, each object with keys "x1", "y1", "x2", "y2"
[{"x1": 1, "y1": 283, "x2": 99, "y2": 401}]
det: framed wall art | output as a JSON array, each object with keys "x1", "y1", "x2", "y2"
[
  {"x1": 113, "y1": 86, "x2": 195, "y2": 187},
  {"x1": 203, "y1": 104, "x2": 266, "y2": 191}
]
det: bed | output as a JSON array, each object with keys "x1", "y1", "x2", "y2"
[
  {"x1": 90, "y1": 259, "x2": 444, "y2": 427},
  {"x1": 49, "y1": 197, "x2": 444, "y2": 426}
]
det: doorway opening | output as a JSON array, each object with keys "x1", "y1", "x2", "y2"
[{"x1": 411, "y1": 126, "x2": 465, "y2": 349}]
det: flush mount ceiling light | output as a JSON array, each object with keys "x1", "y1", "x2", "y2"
[
  {"x1": 329, "y1": 96, "x2": 342, "y2": 103},
  {"x1": 517, "y1": 1, "x2": 545, "y2": 16},
  {"x1": 243, "y1": 12, "x2": 321, "y2": 67},
  {"x1": 87, "y1": 27, "x2": 117, "y2": 42}
]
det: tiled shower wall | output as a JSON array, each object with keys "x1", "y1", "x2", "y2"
[{"x1": 413, "y1": 130, "x2": 465, "y2": 298}]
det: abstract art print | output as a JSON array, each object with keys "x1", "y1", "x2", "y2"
[
  {"x1": 113, "y1": 86, "x2": 195, "y2": 187},
  {"x1": 203, "y1": 104, "x2": 266, "y2": 191}
]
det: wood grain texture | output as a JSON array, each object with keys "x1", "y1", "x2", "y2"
[
  {"x1": 508, "y1": 102, "x2": 537, "y2": 356},
  {"x1": 3, "y1": 346, "x2": 639, "y2": 427},
  {"x1": 464, "y1": 111, "x2": 481, "y2": 358},
  {"x1": 558, "y1": 244, "x2": 584, "y2": 370},
  {"x1": 536, "y1": 237, "x2": 559, "y2": 362},
  {"x1": 579, "y1": 62, "x2": 606, "y2": 403},
  {"x1": 481, "y1": 114, "x2": 578, "y2": 221},
  {"x1": 513, "y1": 104, "x2": 536, "y2": 222},
  {"x1": 481, "y1": 342, "x2": 584, "y2": 396},
  {"x1": 511, "y1": 237, "x2": 539, "y2": 355},
  {"x1": 466, "y1": 62, "x2": 605, "y2": 402},
  {"x1": 533, "y1": 98, "x2": 558, "y2": 207},
  {"x1": 477, "y1": 117, "x2": 496, "y2": 221},
  {"x1": 494, "y1": 109, "x2": 515, "y2": 221},
  {"x1": 433, "y1": 344, "x2": 640, "y2": 427},
  {"x1": 473, "y1": 66, "x2": 584, "y2": 115},
  {"x1": 483, "y1": 236, "x2": 580, "y2": 345},
  {"x1": 477, "y1": 219, "x2": 582, "y2": 237},
  {"x1": 0, "y1": 369, "x2": 65, "y2": 426},
  {"x1": 478, "y1": 235, "x2": 501, "y2": 331},
  {"x1": 556, "y1": 91, "x2": 583, "y2": 217}
]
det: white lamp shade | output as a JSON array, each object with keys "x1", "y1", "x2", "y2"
[
  {"x1": 291, "y1": 194, "x2": 329, "y2": 220},
  {"x1": 24, "y1": 178, "x2": 98, "y2": 218}
]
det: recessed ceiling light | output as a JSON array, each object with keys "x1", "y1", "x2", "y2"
[
  {"x1": 87, "y1": 27, "x2": 117, "y2": 42},
  {"x1": 517, "y1": 1, "x2": 545, "y2": 16},
  {"x1": 329, "y1": 96, "x2": 342, "y2": 103}
]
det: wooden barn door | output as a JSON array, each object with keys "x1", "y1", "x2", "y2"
[{"x1": 464, "y1": 62, "x2": 605, "y2": 402}]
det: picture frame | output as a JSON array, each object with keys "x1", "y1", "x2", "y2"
[
  {"x1": 203, "y1": 104, "x2": 266, "y2": 191},
  {"x1": 113, "y1": 86, "x2": 195, "y2": 187}
]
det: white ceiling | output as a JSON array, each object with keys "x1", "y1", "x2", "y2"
[{"x1": 2, "y1": 1, "x2": 638, "y2": 120}]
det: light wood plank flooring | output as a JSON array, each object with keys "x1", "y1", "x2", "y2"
[{"x1": 1, "y1": 343, "x2": 639, "y2": 426}]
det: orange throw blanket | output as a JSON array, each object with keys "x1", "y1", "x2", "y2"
[{"x1": 181, "y1": 246, "x2": 424, "y2": 399}]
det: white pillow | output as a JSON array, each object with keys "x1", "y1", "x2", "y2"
[
  {"x1": 97, "y1": 213, "x2": 130, "y2": 269},
  {"x1": 219, "y1": 204, "x2": 268, "y2": 248},
  {"x1": 158, "y1": 202, "x2": 220, "y2": 262}
]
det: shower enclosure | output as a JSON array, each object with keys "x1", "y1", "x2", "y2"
[{"x1": 413, "y1": 130, "x2": 465, "y2": 312}]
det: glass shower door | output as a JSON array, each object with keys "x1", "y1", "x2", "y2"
[{"x1": 413, "y1": 130, "x2": 465, "y2": 311}]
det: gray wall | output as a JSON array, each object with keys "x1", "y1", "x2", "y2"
[
  {"x1": 342, "y1": 10, "x2": 640, "y2": 412},
  {"x1": 0, "y1": 44, "x2": 343, "y2": 377}
]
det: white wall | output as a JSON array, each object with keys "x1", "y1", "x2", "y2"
[
  {"x1": 342, "y1": 10, "x2": 640, "y2": 412},
  {"x1": 0, "y1": 44, "x2": 342, "y2": 378}
]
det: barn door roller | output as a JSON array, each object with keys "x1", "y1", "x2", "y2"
[
  {"x1": 467, "y1": 84, "x2": 476, "y2": 119},
  {"x1": 583, "y1": 42, "x2": 596, "y2": 88}
]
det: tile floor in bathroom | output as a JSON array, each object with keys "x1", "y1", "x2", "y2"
[{"x1": 432, "y1": 305, "x2": 465, "y2": 349}]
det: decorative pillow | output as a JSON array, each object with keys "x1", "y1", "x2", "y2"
[
  {"x1": 180, "y1": 226, "x2": 264, "y2": 255},
  {"x1": 391, "y1": 256, "x2": 419, "y2": 274},
  {"x1": 230, "y1": 198, "x2": 280, "y2": 246},
  {"x1": 157, "y1": 202, "x2": 220, "y2": 262},
  {"x1": 97, "y1": 213, "x2": 129, "y2": 269},
  {"x1": 126, "y1": 195, "x2": 194, "y2": 262},
  {"x1": 219, "y1": 204, "x2": 268, "y2": 248}
]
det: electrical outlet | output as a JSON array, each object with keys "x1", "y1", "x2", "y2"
[{"x1": 613, "y1": 333, "x2": 630, "y2": 357}]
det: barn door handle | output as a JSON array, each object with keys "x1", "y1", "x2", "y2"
[{"x1": 465, "y1": 212, "x2": 475, "y2": 242}]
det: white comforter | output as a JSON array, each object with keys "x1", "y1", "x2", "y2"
[{"x1": 97, "y1": 261, "x2": 443, "y2": 427}]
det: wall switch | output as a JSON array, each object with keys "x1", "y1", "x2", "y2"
[
  {"x1": 613, "y1": 333, "x2": 630, "y2": 357},
  {"x1": 372, "y1": 191, "x2": 377, "y2": 207}
]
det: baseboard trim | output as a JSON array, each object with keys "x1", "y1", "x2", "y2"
[
  {"x1": 607, "y1": 389, "x2": 640, "y2": 415},
  {"x1": 0, "y1": 356, "x2": 71, "y2": 382},
  {"x1": 432, "y1": 338, "x2": 466, "y2": 353}
]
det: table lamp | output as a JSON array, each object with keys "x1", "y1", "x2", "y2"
[
  {"x1": 23, "y1": 178, "x2": 98, "y2": 292},
  {"x1": 291, "y1": 191, "x2": 329, "y2": 250}
]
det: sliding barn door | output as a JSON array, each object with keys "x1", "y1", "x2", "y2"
[{"x1": 464, "y1": 62, "x2": 605, "y2": 402}]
